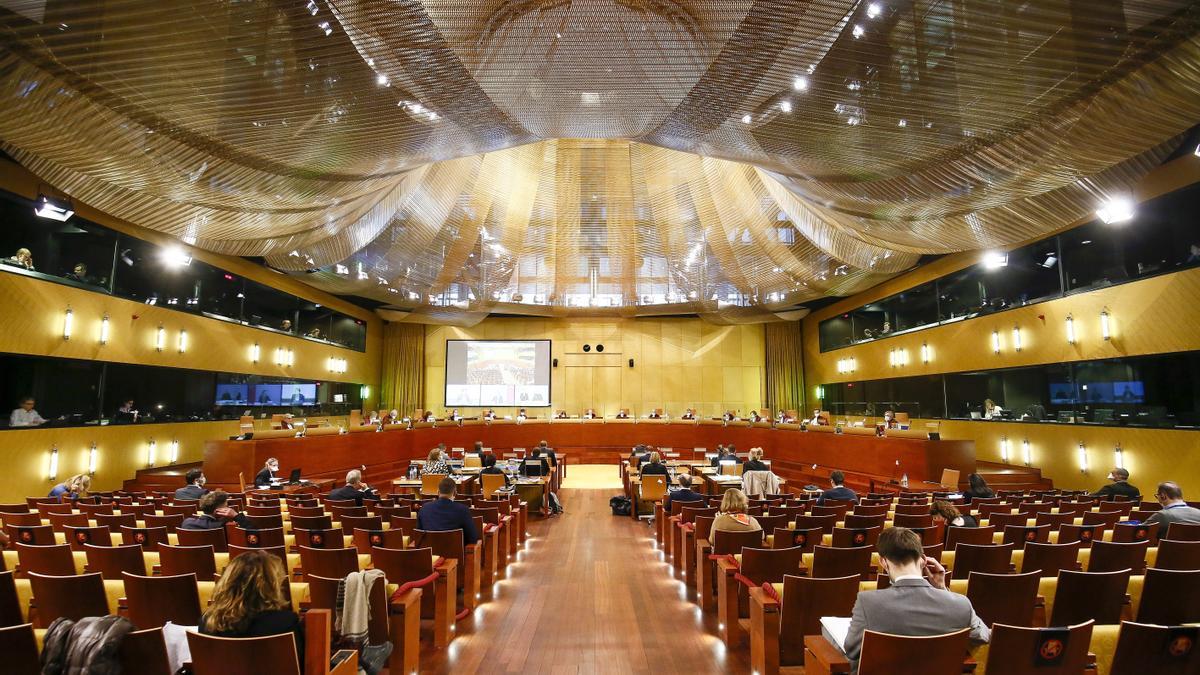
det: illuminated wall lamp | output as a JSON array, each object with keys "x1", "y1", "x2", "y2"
[
  {"x1": 999, "y1": 436, "x2": 1010, "y2": 463},
  {"x1": 286, "y1": 349, "x2": 294, "y2": 367},
  {"x1": 155, "y1": 324, "x2": 166, "y2": 352},
  {"x1": 63, "y1": 308, "x2": 73, "y2": 340},
  {"x1": 169, "y1": 439, "x2": 179, "y2": 464},
  {"x1": 360, "y1": 385, "x2": 370, "y2": 400},
  {"x1": 147, "y1": 438, "x2": 157, "y2": 467},
  {"x1": 1012, "y1": 325, "x2": 1022, "y2": 352},
  {"x1": 250, "y1": 343, "x2": 261, "y2": 363},
  {"x1": 991, "y1": 330, "x2": 1001, "y2": 354},
  {"x1": 1065, "y1": 314, "x2": 1075, "y2": 345},
  {"x1": 99, "y1": 314, "x2": 110, "y2": 345},
  {"x1": 1022, "y1": 439, "x2": 1032, "y2": 466},
  {"x1": 274, "y1": 347, "x2": 285, "y2": 366},
  {"x1": 48, "y1": 445, "x2": 59, "y2": 481},
  {"x1": 921, "y1": 342, "x2": 931, "y2": 364},
  {"x1": 1077, "y1": 442, "x2": 1088, "y2": 473},
  {"x1": 1100, "y1": 309, "x2": 1112, "y2": 340},
  {"x1": 815, "y1": 385, "x2": 824, "y2": 399},
  {"x1": 1114, "y1": 443, "x2": 1124, "y2": 470},
  {"x1": 177, "y1": 329, "x2": 188, "y2": 354},
  {"x1": 88, "y1": 442, "x2": 98, "y2": 475}
]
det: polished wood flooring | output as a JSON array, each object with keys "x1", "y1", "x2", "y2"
[{"x1": 417, "y1": 486, "x2": 755, "y2": 674}]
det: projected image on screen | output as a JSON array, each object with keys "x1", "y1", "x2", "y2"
[{"x1": 445, "y1": 340, "x2": 551, "y2": 407}]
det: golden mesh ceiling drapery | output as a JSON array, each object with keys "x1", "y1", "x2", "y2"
[{"x1": 0, "y1": 1, "x2": 1198, "y2": 325}]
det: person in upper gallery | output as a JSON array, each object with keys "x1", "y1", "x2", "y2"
[
  {"x1": 417, "y1": 477, "x2": 480, "y2": 545},
  {"x1": 306, "y1": 326, "x2": 323, "y2": 339},
  {"x1": 327, "y1": 469, "x2": 379, "y2": 506},
  {"x1": 199, "y1": 549, "x2": 304, "y2": 666},
  {"x1": 817, "y1": 470, "x2": 859, "y2": 505},
  {"x1": 743, "y1": 447, "x2": 770, "y2": 473},
  {"x1": 64, "y1": 262, "x2": 96, "y2": 285},
  {"x1": 961, "y1": 473, "x2": 995, "y2": 504},
  {"x1": 423, "y1": 446, "x2": 450, "y2": 475},
  {"x1": 639, "y1": 451, "x2": 670, "y2": 479},
  {"x1": 930, "y1": 500, "x2": 978, "y2": 528},
  {"x1": 479, "y1": 452, "x2": 510, "y2": 487},
  {"x1": 1144, "y1": 482, "x2": 1200, "y2": 528},
  {"x1": 48, "y1": 474, "x2": 90, "y2": 502},
  {"x1": 881, "y1": 409, "x2": 899, "y2": 429},
  {"x1": 10, "y1": 247, "x2": 34, "y2": 270},
  {"x1": 838, "y1": 527, "x2": 990, "y2": 674},
  {"x1": 522, "y1": 447, "x2": 551, "y2": 478},
  {"x1": 175, "y1": 468, "x2": 209, "y2": 501},
  {"x1": 280, "y1": 318, "x2": 292, "y2": 332},
  {"x1": 983, "y1": 398, "x2": 1004, "y2": 419},
  {"x1": 182, "y1": 490, "x2": 252, "y2": 530},
  {"x1": 114, "y1": 399, "x2": 139, "y2": 423},
  {"x1": 680, "y1": 408, "x2": 696, "y2": 420},
  {"x1": 537, "y1": 440, "x2": 557, "y2": 468},
  {"x1": 9, "y1": 396, "x2": 47, "y2": 428},
  {"x1": 712, "y1": 489, "x2": 761, "y2": 533},
  {"x1": 1090, "y1": 467, "x2": 1141, "y2": 501},
  {"x1": 254, "y1": 457, "x2": 281, "y2": 486},
  {"x1": 663, "y1": 473, "x2": 705, "y2": 512},
  {"x1": 615, "y1": 408, "x2": 630, "y2": 419}
]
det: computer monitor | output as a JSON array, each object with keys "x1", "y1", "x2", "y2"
[
  {"x1": 523, "y1": 459, "x2": 544, "y2": 477},
  {"x1": 287, "y1": 468, "x2": 301, "y2": 485}
]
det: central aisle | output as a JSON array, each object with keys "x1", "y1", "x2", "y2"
[{"x1": 418, "y1": 482, "x2": 753, "y2": 674}]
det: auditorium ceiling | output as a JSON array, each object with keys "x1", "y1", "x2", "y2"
[{"x1": 1, "y1": 0, "x2": 1198, "y2": 324}]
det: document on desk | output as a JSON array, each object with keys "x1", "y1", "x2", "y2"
[{"x1": 820, "y1": 616, "x2": 852, "y2": 652}]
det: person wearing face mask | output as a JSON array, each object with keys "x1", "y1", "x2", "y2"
[
  {"x1": 255, "y1": 457, "x2": 281, "y2": 486},
  {"x1": 175, "y1": 468, "x2": 209, "y2": 501}
]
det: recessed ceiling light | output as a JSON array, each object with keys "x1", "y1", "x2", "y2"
[
  {"x1": 376, "y1": 74, "x2": 389, "y2": 86},
  {"x1": 741, "y1": 114, "x2": 752, "y2": 124},
  {"x1": 793, "y1": 76, "x2": 809, "y2": 91},
  {"x1": 867, "y1": 3, "x2": 882, "y2": 18},
  {"x1": 780, "y1": 100, "x2": 792, "y2": 113},
  {"x1": 1096, "y1": 196, "x2": 1135, "y2": 224},
  {"x1": 852, "y1": 24, "x2": 865, "y2": 38},
  {"x1": 982, "y1": 251, "x2": 1008, "y2": 269}
]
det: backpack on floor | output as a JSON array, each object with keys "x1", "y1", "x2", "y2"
[
  {"x1": 609, "y1": 496, "x2": 632, "y2": 516},
  {"x1": 548, "y1": 491, "x2": 563, "y2": 514}
]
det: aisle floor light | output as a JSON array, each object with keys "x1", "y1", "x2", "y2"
[
  {"x1": 991, "y1": 330, "x2": 1000, "y2": 354},
  {"x1": 147, "y1": 438, "x2": 157, "y2": 467},
  {"x1": 88, "y1": 442, "x2": 97, "y2": 475},
  {"x1": 1114, "y1": 443, "x2": 1124, "y2": 470},
  {"x1": 1077, "y1": 442, "x2": 1088, "y2": 473},
  {"x1": 170, "y1": 439, "x2": 179, "y2": 464},
  {"x1": 1022, "y1": 439, "x2": 1032, "y2": 466},
  {"x1": 155, "y1": 324, "x2": 166, "y2": 351},
  {"x1": 178, "y1": 329, "x2": 188, "y2": 353},
  {"x1": 1065, "y1": 314, "x2": 1075, "y2": 344},
  {"x1": 63, "y1": 308, "x2": 73, "y2": 340},
  {"x1": 1000, "y1": 436, "x2": 1010, "y2": 463},
  {"x1": 100, "y1": 314, "x2": 110, "y2": 345},
  {"x1": 1012, "y1": 325, "x2": 1022, "y2": 352},
  {"x1": 48, "y1": 445, "x2": 59, "y2": 480},
  {"x1": 1100, "y1": 309, "x2": 1111, "y2": 340}
]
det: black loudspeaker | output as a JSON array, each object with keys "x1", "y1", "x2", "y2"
[
  {"x1": 628, "y1": 358, "x2": 635, "y2": 368},
  {"x1": 552, "y1": 358, "x2": 558, "y2": 368},
  {"x1": 582, "y1": 344, "x2": 591, "y2": 352},
  {"x1": 596, "y1": 344, "x2": 604, "y2": 352}
]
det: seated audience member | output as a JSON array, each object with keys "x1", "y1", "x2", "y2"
[
  {"x1": 479, "y1": 453, "x2": 510, "y2": 486},
  {"x1": 10, "y1": 396, "x2": 47, "y2": 427},
  {"x1": 640, "y1": 452, "x2": 670, "y2": 478},
  {"x1": 664, "y1": 474, "x2": 705, "y2": 512},
  {"x1": 1091, "y1": 467, "x2": 1140, "y2": 501},
  {"x1": 930, "y1": 500, "x2": 977, "y2": 528},
  {"x1": 199, "y1": 550, "x2": 304, "y2": 665},
  {"x1": 709, "y1": 445, "x2": 727, "y2": 468},
  {"x1": 713, "y1": 489, "x2": 761, "y2": 533},
  {"x1": 423, "y1": 446, "x2": 450, "y2": 475},
  {"x1": 417, "y1": 477, "x2": 480, "y2": 545},
  {"x1": 817, "y1": 470, "x2": 858, "y2": 505},
  {"x1": 64, "y1": 262, "x2": 95, "y2": 284},
  {"x1": 175, "y1": 469, "x2": 209, "y2": 501},
  {"x1": 743, "y1": 448, "x2": 769, "y2": 473},
  {"x1": 11, "y1": 247, "x2": 34, "y2": 270},
  {"x1": 615, "y1": 409, "x2": 630, "y2": 419},
  {"x1": 473, "y1": 440, "x2": 485, "y2": 454},
  {"x1": 1145, "y1": 482, "x2": 1200, "y2": 527},
  {"x1": 680, "y1": 408, "x2": 696, "y2": 420},
  {"x1": 840, "y1": 527, "x2": 990, "y2": 673},
  {"x1": 278, "y1": 413, "x2": 294, "y2": 430},
  {"x1": 537, "y1": 440, "x2": 558, "y2": 467},
  {"x1": 183, "y1": 491, "x2": 252, "y2": 530},
  {"x1": 255, "y1": 458, "x2": 281, "y2": 486},
  {"x1": 962, "y1": 473, "x2": 995, "y2": 503},
  {"x1": 327, "y1": 469, "x2": 379, "y2": 505},
  {"x1": 49, "y1": 474, "x2": 90, "y2": 502},
  {"x1": 522, "y1": 448, "x2": 551, "y2": 477}
]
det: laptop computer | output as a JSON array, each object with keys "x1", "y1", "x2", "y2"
[{"x1": 287, "y1": 468, "x2": 301, "y2": 485}]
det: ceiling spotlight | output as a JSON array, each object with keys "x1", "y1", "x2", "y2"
[
  {"x1": 1096, "y1": 196, "x2": 1135, "y2": 224},
  {"x1": 1194, "y1": 144, "x2": 1199, "y2": 157},
  {"x1": 982, "y1": 251, "x2": 1008, "y2": 269},
  {"x1": 793, "y1": 76, "x2": 809, "y2": 91},
  {"x1": 161, "y1": 247, "x2": 192, "y2": 268},
  {"x1": 741, "y1": 114, "x2": 752, "y2": 124},
  {"x1": 852, "y1": 24, "x2": 865, "y2": 38},
  {"x1": 34, "y1": 193, "x2": 74, "y2": 221},
  {"x1": 780, "y1": 100, "x2": 793, "y2": 113},
  {"x1": 376, "y1": 74, "x2": 389, "y2": 86},
  {"x1": 867, "y1": 3, "x2": 882, "y2": 18},
  {"x1": 898, "y1": 119, "x2": 907, "y2": 127},
  {"x1": 318, "y1": 21, "x2": 332, "y2": 36}
]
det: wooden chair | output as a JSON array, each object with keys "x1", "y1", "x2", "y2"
[
  {"x1": 414, "y1": 528, "x2": 481, "y2": 611},
  {"x1": 142, "y1": 513, "x2": 185, "y2": 532},
  {"x1": 944, "y1": 525, "x2": 996, "y2": 551},
  {"x1": 0, "y1": 571, "x2": 24, "y2": 627},
  {"x1": 339, "y1": 515, "x2": 383, "y2": 536},
  {"x1": 229, "y1": 544, "x2": 288, "y2": 571},
  {"x1": 186, "y1": 608, "x2": 358, "y2": 675},
  {"x1": 305, "y1": 573, "x2": 416, "y2": 673},
  {"x1": 637, "y1": 476, "x2": 668, "y2": 519},
  {"x1": 421, "y1": 474, "x2": 447, "y2": 498},
  {"x1": 983, "y1": 620, "x2": 1094, "y2": 674},
  {"x1": 45, "y1": 511, "x2": 88, "y2": 533},
  {"x1": 831, "y1": 526, "x2": 882, "y2": 548},
  {"x1": 1, "y1": 512, "x2": 43, "y2": 528},
  {"x1": 949, "y1": 543, "x2": 1014, "y2": 579},
  {"x1": 16, "y1": 543, "x2": 76, "y2": 576},
  {"x1": 117, "y1": 626, "x2": 173, "y2": 674},
  {"x1": 1154, "y1": 539, "x2": 1200, "y2": 570},
  {"x1": 288, "y1": 505, "x2": 326, "y2": 518},
  {"x1": 351, "y1": 528, "x2": 406, "y2": 554},
  {"x1": 812, "y1": 503, "x2": 852, "y2": 519},
  {"x1": 794, "y1": 514, "x2": 838, "y2": 537},
  {"x1": 843, "y1": 513, "x2": 887, "y2": 529},
  {"x1": 893, "y1": 503, "x2": 931, "y2": 516},
  {"x1": 227, "y1": 526, "x2": 286, "y2": 549},
  {"x1": 122, "y1": 572, "x2": 203, "y2": 628},
  {"x1": 1088, "y1": 540, "x2": 1148, "y2": 574},
  {"x1": 810, "y1": 545, "x2": 874, "y2": 579},
  {"x1": 762, "y1": 574, "x2": 860, "y2": 670},
  {"x1": 84, "y1": 543, "x2": 146, "y2": 579},
  {"x1": 245, "y1": 513, "x2": 285, "y2": 530},
  {"x1": 328, "y1": 505, "x2": 368, "y2": 521},
  {"x1": 856, "y1": 627, "x2": 971, "y2": 674},
  {"x1": 28, "y1": 572, "x2": 109, "y2": 628},
  {"x1": 964, "y1": 570, "x2": 1041, "y2": 627},
  {"x1": 716, "y1": 546, "x2": 805, "y2": 647},
  {"x1": 1020, "y1": 541, "x2": 1081, "y2": 578},
  {"x1": 293, "y1": 528, "x2": 346, "y2": 552},
  {"x1": 480, "y1": 473, "x2": 507, "y2": 498},
  {"x1": 94, "y1": 512, "x2": 138, "y2": 531},
  {"x1": 177, "y1": 527, "x2": 228, "y2": 552},
  {"x1": 35, "y1": 502, "x2": 74, "y2": 515},
  {"x1": 1165, "y1": 522, "x2": 1200, "y2": 542},
  {"x1": 1081, "y1": 510, "x2": 1122, "y2": 534},
  {"x1": 1057, "y1": 523, "x2": 1101, "y2": 547},
  {"x1": 298, "y1": 545, "x2": 360, "y2": 580},
  {"x1": 852, "y1": 504, "x2": 890, "y2": 517},
  {"x1": 892, "y1": 513, "x2": 933, "y2": 529},
  {"x1": 370, "y1": 546, "x2": 454, "y2": 648},
  {"x1": 1136, "y1": 568, "x2": 1200, "y2": 625},
  {"x1": 119, "y1": 525, "x2": 170, "y2": 550},
  {"x1": 1002, "y1": 524, "x2": 1051, "y2": 550},
  {"x1": 1033, "y1": 511, "x2": 1076, "y2": 531},
  {"x1": 1112, "y1": 521, "x2": 1160, "y2": 545},
  {"x1": 772, "y1": 527, "x2": 822, "y2": 553},
  {"x1": 1049, "y1": 569, "x2": 1131, "y2": 626},
  {"x1": 1110, "y1": 620, "x2": 1200, "y2": 675},
  {"x1": 0, "y1": 623, "x2": 39, "y2": 675},
  {"x1": 64, "y1": 525, "x2": 114, "y2": 551},
  {"x1": 290, "y1": 515, "x2": 334, "y2": 532},
  {"x1": 7, "y1": 524, "x2": 56, "y2": 546},
  {"x1": 157, "y1": 543, "x2": 218, "y2": 580}
]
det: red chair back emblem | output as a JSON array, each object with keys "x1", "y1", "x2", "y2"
[
  {"x1": 309, "y1": 533, "x2": 324, "y2": 547},
  {"x1": 793, "y1": 532, "x2": 806, "y2": 546},
  {"x1": 246, "y1": 532, "x2": 260, "y2": 546},
  {"x1": 1039, "y1": 639, "x2": 1063, "y2": 659},
  {"x1": 1170, "y1": 635, "x2": 1195, "y2": 658},
  {"x1": 1025, "y1": 529, "x2": 1038, "y2": 542},
  {"x1": 18, "y1": 528, "x2": 33, "y2": 543},
  {"x1": 76, "y1": 531, "x2": 90, "y2": 544}
]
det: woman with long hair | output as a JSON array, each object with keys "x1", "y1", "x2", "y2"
[
  {"x1": 199, "y1": 550, "x2": 303, "y2": 662},
  {"x1": 48, "y1": 474, "x2": 90, "y2": 501},
  {"x1": 963, "y1": 473, "x2": 995, "y2": 503},
  {"x1": 930, "y1": 500, "x2": 978, "y2": 528}
]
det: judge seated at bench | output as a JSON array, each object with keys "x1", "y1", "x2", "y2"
[
  {"x1": 722, "y1": 410, "x2": 738, "y2": 422},
  {"x1": 614, "y1": 408, "x2": 630, "y2": 419},
  {"x1": 809, "y1": 409, "x2": 829, "y2": 425},
  {"x1": 748, "y1": 410, "x2": 763, "y2": 423},
  {"x1": 554, "y1": 409, "x2": 568, "y2": 419},
  {"x1": 647, "y1": 408, "x2": 663, "y2": 419},
  {"x1": 583, "y1": 408, "x2": 598, "y2": 419},
  {"x1": 837, "y1": 527, "x2": 990, "y2": 674},
  {"x1": 680, "y1": 408, "x2": 696, "y2": 420},
  {"x1": 880, "y1": 409, "x2": 899, "y2": 429}
]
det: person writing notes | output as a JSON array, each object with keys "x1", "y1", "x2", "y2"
[{"x1": 10, "y1": 396, "x2": 46, "y2": 427}]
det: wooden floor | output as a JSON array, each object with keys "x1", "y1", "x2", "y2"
[{"x1": 416, "y1": 486, "x2": 755, "y2": 674}]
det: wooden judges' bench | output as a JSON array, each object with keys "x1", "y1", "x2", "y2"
[{"x1": 201, "y1": 422, "x2": 975, "y2": 495}]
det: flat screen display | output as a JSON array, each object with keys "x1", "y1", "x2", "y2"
[
  {"x1": 215, "y1": 384, "x2": 249, "y2": 406},
  {"x1": 281, "y1": 383, "x2": 317, "y2": 406},
  {"x1": 445, "y1": 340, "x2": 551, "y2": 407}
]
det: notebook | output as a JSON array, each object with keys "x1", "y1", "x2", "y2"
[{"x1": 820, "y1": 616, "x2": 852, "y2": 652}]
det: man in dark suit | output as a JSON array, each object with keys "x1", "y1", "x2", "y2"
[
  {"x1": 537, "y1": 440, "x2": 558, "y2": 468},
  {"x1": 327, "y1": 469, "x2": 379, "y2": 506},
  {"x1": 817, "y1": 470, "x2": 859, "y2": 505},
  {"x1": 479, "y1": 453, "x2": 510, "y2": 486},
  {"x1": 664, "y1": 474, "x2": 705, "y2": 512},
  {"x1": 174, "y1": 468, "x2": 208, "y2": 501},
  {"x1": 521, "y1": 448, "x2": 551, "y2": 477},
  {"x1": 1090, "y1": 467, "x2": 1140, "y2": 501},
  {"x1": 417, "y1": 477, "x2": 479, "y2": 545},
  {"x1": 182, "y1": 491, "x2": 252, "y2": 530}
]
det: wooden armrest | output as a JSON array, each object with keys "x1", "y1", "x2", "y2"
[
  {"x1": 804, "y1": 635, "x2": 851, "y2": 674},
  {"x1": 716, "y1": 558, "x2": 740, "y2": 575},
  {"x1": 329, "y1": 650, "x2": 360, "y2": 675},
  {"x1": 749, "y1": 587, "x2": 779, "y2": 613}
]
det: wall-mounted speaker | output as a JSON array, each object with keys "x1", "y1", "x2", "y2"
[
  {"x1": 596, "y1": 344, "x2": 604, "y2": 352},
  {"x1": 628, "y1": 358, "x2": 635, "y2": 368},
  {"x1": 582, "y1": 344, "x2": 591, "y2": 352},
  {"x1": 552, "y1": 358, "x2": 558, "y2": 368}
]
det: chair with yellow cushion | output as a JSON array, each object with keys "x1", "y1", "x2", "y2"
[
  {"x1": 421, "y1": 474, "x2": 448, "y2": 498},
  {"x1": 1109, "y1": 620, "x2": 1200, "y2": 675},
  {"x1": 983, "y1": 620, "x2": 1094, "y2": 674}
]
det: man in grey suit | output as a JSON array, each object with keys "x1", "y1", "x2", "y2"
[
  {"x1": 1145, "y1": 482, "x2": 1200, "y2": 529},
  {"x1": 840, "y1": 527, "x2": 990, "y2": 673}
]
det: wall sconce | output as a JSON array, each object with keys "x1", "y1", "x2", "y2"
[
  {"x1": 48, "y1": 445, "x2": 59, "y2": 481},
  {"x1": 1114, "y1": 443, "x2": 1124, "y2": 470},
  {"x1": 274, "y1": 347, "x2": 285, "y2": 366},
  {"x1": 921, "y1": 342, "x2": 931, "y2": 364},
  {"x1": 991, "y1": 330, "x2": 1000, "y2": 354},
  {"x1": 328, "y1": 357, "x2": 348, "y2": 374},
  {"x1": 99, "y1": 314, "x2": 110, "y2": 345},
  {"x1": 147, "y1": 438, "x2": 157, "y2": 467},
  {"x1": 1077, "y1": 442, "x2": 1088, "y2": 473},
  {"x1": 1065, "y1": 314, "x2": 1075, "y2": 345},
  {"x1": 177, "y1": 329, "x2": 188, "y2": 354},
  {"x1": 1100, "y1": 308, "x2": 1112, "y2": 340},
  {"x1": 88, "y1": 442, "x2": 98, "y2": 475},
  {"x1": 1000, "y1": 436, "x2": 1010, "y2": 463},
  {"x1": 286, "y1": 349, "x2": 294, "y2": 367},
  {"x1": 360, "y1": 385, "x2": 370, "y2": 400},
  {"x1": 815, "y1": 385, "x2": 824, "y2": 400},
  {"x1": 1012, "y1": 325, "x2": 1022, "y2": 352},
  {"x1": 169, "y1": 439, "x2": 179, "y2": 464},
  {"x1": 63, "y1": 308, "x2": 73, "y2": 340},
  {"x1": 155, "y1": 324, "x2": 166, "y2": 352},
  {"x1": 889, "y1": 349, "x2": 908, "y2": 368},
  {"x1": 1022, "y1": 439, "x2": 1032, "y2": 466},
  {"x1": 250, "y1": 343, "x2": 260, "y2": 363}
]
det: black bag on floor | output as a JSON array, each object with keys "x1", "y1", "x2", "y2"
[{"x1": 609, "y1": 496, "x2": 632, "y2": 516}]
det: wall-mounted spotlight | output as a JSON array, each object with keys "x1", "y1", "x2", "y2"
[
  {"x1": 169, "y1": 439, "x2": 179, "y2": 464},
  {"x1": 250, "y1": 343, "x2": 261, "y2": 363},
  {"x1": 155, "y1": 324, "x2": 166, "y2": 352},
  {"x1": 147, "y1": 438, "x2": 157, "y2": 467},
  {"x1": 1022, "y1": 439, "x2": 1032, "y2": 466},
  {"x1": 1096, "y1": 196, "x2": 1135, "y2": 224},
  {"x1": 1100, "y1": 308, "x2": 1112, "y2": 340},
  {"x1": 35, "y1": 193, "x2": 74, "y2": 221},
  {"x1": 1077, "y1": 442, "x2": 1088, "y2": 473},
  {"x1": 815, "y1": 385, "x2": 824, "y2": 400},
  {"x1": 48, "y1": 445, "x2": 59, "y2": 481},
  {"x1": 274, "y1": 347, "x2": 286, "y2": 366},
  {"x1": 982, "y1": 251, "x2": 1008, "y2": 269},
  {"x1": 99, "y1": 314, "x2": 110, "y2": 345},
  {"x1": 88, "y1": 442, "x2": 98, "y2": 475},
  {"x1": 1012, "y1": 325, "x2": 1022, "y2": 352},
  {"x1": 1000, "y1": 436, "x2": 1010, "y2": 463},
  {"x1": 286, "y1": 349, "x2": 294, "y2": 367},
  {"x1": 177, "y1": 329, "x2": 188, "y2": 354},
  {"x1": 1065, "y1": 314, "x2": 1075, "y2": 345},
  {"x1": 991, "y1": 330, "x2": 1001, "y2": 354}
]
